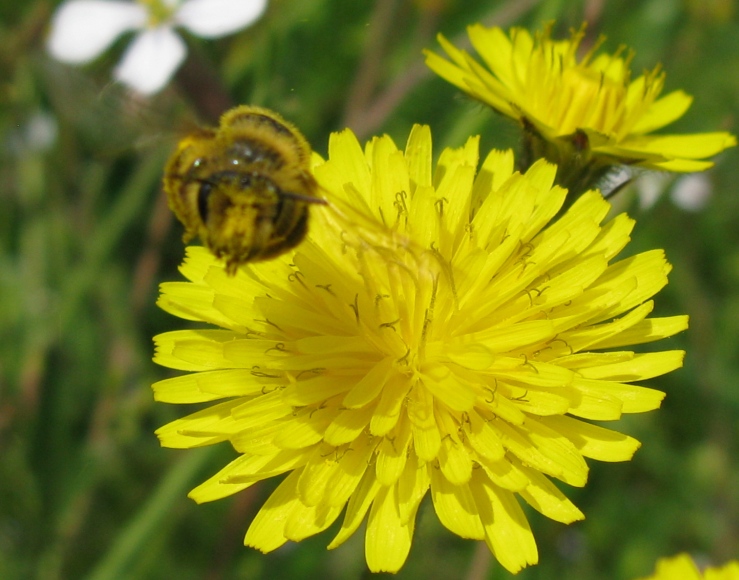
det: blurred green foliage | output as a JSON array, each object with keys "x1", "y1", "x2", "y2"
[{"x1": 0, "y1": 0, "x2": 737, "y2": 579}]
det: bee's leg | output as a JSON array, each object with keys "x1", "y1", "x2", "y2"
[
  {"x1": 260, "y1": 207, "x2": 308, "y2": 261},
  {"x1": 247, "y1": 215, "x2": 278, "y2": 261}
]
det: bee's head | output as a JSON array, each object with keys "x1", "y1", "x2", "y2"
[{"x1": 192, "y1": 173, "x2": 281, "y2": 264}]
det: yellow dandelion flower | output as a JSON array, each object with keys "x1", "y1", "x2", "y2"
[
  {"x1": 637, "y1": 554, "x2": 739, "y2": 580},
  {"x1": 424, "y1": 23, "x2": 735, "y2": 192},
  {"x1": 153, "y1": 125, "x2": 688, "y2": 574}
]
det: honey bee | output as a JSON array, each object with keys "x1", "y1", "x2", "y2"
[{"x1": 163, "y1": 105, "x2": 325, "y2": 275}]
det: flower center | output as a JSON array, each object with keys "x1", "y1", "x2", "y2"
[
  {"x1": 137, "y1": 0, "x2": 177, "y2": 26},
  {"x1": 553, "y1": 66, "x2": 626, "y2": 135}
]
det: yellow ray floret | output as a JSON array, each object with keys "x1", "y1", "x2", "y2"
[
  {"x1": 153, "y1": 125, "x2": 687, "y2": 574},
  {"x1": 425, "y1": 23, "x2": 735, "y2": 173},
  {"x1": 637, "y1": 553, "x2": 739, "y2": 580}
]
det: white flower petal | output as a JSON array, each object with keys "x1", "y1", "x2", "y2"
[
  {"x1": 47, "y1": 0, "x2": 147, "y2": 64},
  {"x1": 670, "y1": 173, "x2": 712, "y2": 212},
  {"x1": 175, "y1": 0, "x2": 267, "y2": 38},
  {"x1": 635, "y1": 172, "x2": 671, "y2": 211},
  {"x1": 25, "y1": 112, "x2": 59, "y2": 152},
  {"x1": 114, "y1": 27, "x2": 186, "y2": 95}
]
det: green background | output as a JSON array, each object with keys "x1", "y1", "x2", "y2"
[{"x1": 1, "y1": 0, "x2": 737, "y2": 578}]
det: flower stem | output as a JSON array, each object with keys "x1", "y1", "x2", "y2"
[{"x1": 174, "y1": 49, "x2": 234, "y2": 125}]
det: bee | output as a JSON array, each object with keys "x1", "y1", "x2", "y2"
[{"x1": 163, "y1": 105, "x2": 325, "y2": 275}]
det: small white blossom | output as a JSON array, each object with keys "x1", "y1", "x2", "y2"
[
  {"x1": 670, "y1": 173, "x2": 713, "y2": 212},
  {"x1": 47, "y1": 0, "x2": 267, "y2": 95},
  {"x1": 634, "y1": 172, "x2": 714, "y2": 213},
  {"x1": 635, "y1": 172, "x2": 673, "y2": 211},
  {"x1": 6, "y1": 111, "x2": 59, "y2": 155}
]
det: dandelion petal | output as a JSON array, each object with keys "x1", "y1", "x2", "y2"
[
  {"x1": 426, "y1": 23, "x2": 736, "y2": 173},
  {"x1": 155, "y1": 123, "x2": 688, "y2": 573},
  {"x1": 366, "y1": 485, "x2": 414, "y2": 573}
]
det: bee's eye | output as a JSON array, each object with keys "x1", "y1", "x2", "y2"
[
  {"x1": 240, "y1": 175, "x2": 252, "y2": 188},
  {"x1": 197, "y1": 182, "x2": 213, "y2": 222}
]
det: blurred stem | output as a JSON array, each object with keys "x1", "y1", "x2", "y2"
[
  {"x1": 342, "y1": 0, "x2": 401, "y2": 130},
  {"x1": 584, "y1": 0, "x2": 606, "y2": 27},
  {"x1": 85, "y1": 448, "x2": 215, "y2": 580},
  {"x1": 346, "y1": 1, "x2": 439, "y2": 141},
  {"x1": 465, "y1": 542, "x2": 493, "y2": 580},
  {"x1": 38, "y1": 266, "x2": 153, "y2": 580},
  {"x1": 175, "y1": 47, "x2": 235, "y2": 125},
  {"x1": 351, "y1": 0, "x2": 542, "y2": 139},
  {"x1": 57, "y1": 149, "x2": 167, "y2": 336},
  {"x1": 205, "y1": 487, "x2": 260, "y2": 580},
  {"x1": 581, "y1": 0, "x2": 606, "y2": 53},
  {"x1": 2, "y1": 1, "x2": 50, "y2": 63},
  {"x1": 37, "y1": 444, "x2": 107, "y2": 580},
  {"x1": 131, "y1": 193, "x2": 174, "y2": 316}
]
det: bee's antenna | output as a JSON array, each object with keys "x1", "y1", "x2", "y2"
[{"x1": 281, "y1": 191, "x2": 328, "y2": 205}]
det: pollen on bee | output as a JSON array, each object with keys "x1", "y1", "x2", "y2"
[{"x1": 162, "y1": 105, "x2": 323, "y2": 275}]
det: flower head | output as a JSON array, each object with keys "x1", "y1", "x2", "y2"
[
  {"x1": 637, "y1": 554, "x2": 739, "y2": 580},
  {"x1": 424, "y1": 23, "x2": 735, "y2": 191},
  {"x1": 47, "y1": 0, "x2": 267, "y2": 95},
  {"x1": 153, "y1": 125, "x2": 687, "y2": 573}
]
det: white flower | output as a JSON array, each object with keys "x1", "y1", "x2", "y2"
[
  {"x1": 670, "y1": 173, "x2": 712, "y2": 212},
  {"x1": 635, "y1": 172, "x2": 673, "y2": 211},
  {"x1": 634, "y1": 172, "x2": 714, "y2": 212},
  {"x1": 8, "y1": 111, "x2": 59, "y2": 154},
  {"x1": 47, "y1": 0, "x2": 267, "y2": 95}
]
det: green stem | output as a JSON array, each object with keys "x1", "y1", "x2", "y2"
[{"x1": 85, "y1": 448, "x2": 215, "y2": 580}]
